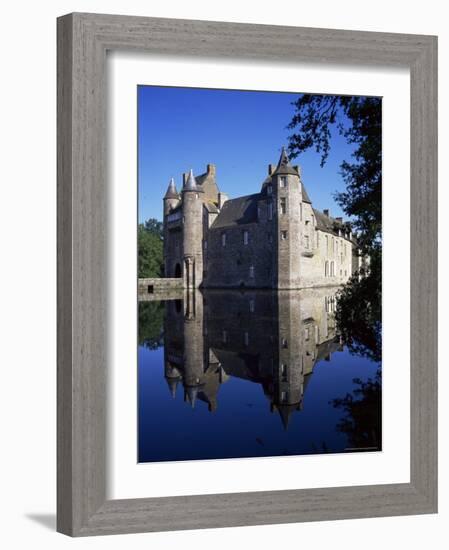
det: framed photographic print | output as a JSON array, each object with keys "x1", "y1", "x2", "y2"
[{"x1": 57, "y1": 13, "x2": 437, "y2": 536}]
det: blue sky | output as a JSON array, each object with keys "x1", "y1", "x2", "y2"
[{"x1": 138, "y1": 86, "x2": 356, "y2": 223}]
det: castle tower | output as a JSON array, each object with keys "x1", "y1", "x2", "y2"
[
  {"x1": 183, "y1": 290, "x2": 205, "y2": 408},
  {"x1": 271, "y1": 148, "x2": 303, "y2": 289},
  {"x1": 271, "y1": 290, "x2": 304, "y2": 429},
  {"x1": 163, "y1": 177, "x2": 180, "y2": 215},
  {"x1": 162, "y1": 178, "x2": 181, "y2": 277},
  {"x1": 182, "y1": 169, "x2": 204, "y2": 289}
]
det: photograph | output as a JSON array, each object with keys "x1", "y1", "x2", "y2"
[{"x1": 137, "y1": 85, "x2": 382, "y2": 462}]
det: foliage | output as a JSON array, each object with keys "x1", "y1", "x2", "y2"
[
  {"x1": 144, "y1": 218, "x2": 163, "y2": 235},
  {"x1": 331, "y1": 369, "x2": 382, "y2": 451},
  {"x1": 287, "y1": 94, "x2": 382, "y2": 255},
  {"x1": 138, "y1": 218, "x2": 164, "y2": 278},
  {"x1": 138, "y1": 301, "x2": 164, "y2": 349},
  {"x1": 287, "y1": 94, "x2": 382, "y2": 360},
  {"x1": 335, "y1": 262, "x2": 381, "y2": 363}
]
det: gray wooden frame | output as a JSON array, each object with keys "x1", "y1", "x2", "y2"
[{"x1": 57, "y1": 12, "x2": 438, "y2": 537}]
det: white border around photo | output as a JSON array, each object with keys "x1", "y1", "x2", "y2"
[{"x1": 107, "y1": 51, "x2": 410, "y2": 500}]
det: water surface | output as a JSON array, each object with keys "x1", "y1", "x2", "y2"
[{"x1": 138, "y1": 288, "x2": 381, "y2": 462}]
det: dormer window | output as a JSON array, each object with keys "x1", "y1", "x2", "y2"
[
  {"x1": 221, "y1": 233, "x2": 226, "y2": 247},
  {"x1": 267, "y1": 185, "x2": 272, "y2": 195},
  {"x1": 279, "y1": 176, "x2": 287, "y2": 188}
]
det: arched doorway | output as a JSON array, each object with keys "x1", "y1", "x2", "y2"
[{"x1": 174, "y1": 263, "x2": 182, "y2": 278}]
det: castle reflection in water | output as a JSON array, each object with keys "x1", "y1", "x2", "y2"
[{"x1": 144, "y1": 287, "x2": 343, "y2": 430}]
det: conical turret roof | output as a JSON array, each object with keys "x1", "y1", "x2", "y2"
[
  {"x1": 272, "y1": 147, "x2": 299, "y2": 176},
  {"x1": 183, "y1": 169, "x2": 204, "y2": 193},
  {"x1": 163, "y1": 177, "x2": 179, "y2": 199}
]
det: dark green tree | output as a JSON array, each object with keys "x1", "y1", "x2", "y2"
[
  {"x1": 331, "y1": 369, "x2": 382, "y2": 451},
  {"x1": 287, "y1": 94, "x2": 381, "y2": 256},
  {"x1": 144, "y1": 218, "x2": 163, "y2": 236},
  {"x1": 138, "y1": 218, "x2": 164, "y2": 278}
]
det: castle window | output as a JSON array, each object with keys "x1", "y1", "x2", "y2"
[
  {"x1": 280, "y1": 197, "x2": 287, "y2": 215},
  {"x1": 281, "y1": 391, "x2": 288, "y2": 403},
  {"x1": 282, "y1": 338, "x2": 288, "y2": 348},
  {"x1": 325, "y1": 261, "x2": 329, "y2": 277},
  {"x1": 267, "y1": 185, "x2": 272, "y2": 195},
  {"x1": 221, "y1": 233, "x2": 226, "y2": 247},
  {"x1": 279, "y1": 176, "x2": 287, "y2": 188},
  {"x1": 249, "y1": 299, "x2": 255, "y2": 313},
  {"x1": 305, "y1": 235, "x2": 310, "y2": 249},
  {"x1": 281, "y1": 230, "x2": 288, "y2": 240},
  {"x1": 244, "y1": 332, "x2": 249, "y2": 347},
  {"x1": 305, "y1": 327, "x2": 310, "y2": 341},
  {"x1": 325, "y1": 234, "x2": 329, "y2": 251},
  {"x1": 300, "y1": 203, "x2": 303, "y2": 221},
  {"x1": 249, "y1": 265, "x2": 255, "y2": 278},
  {"x1": 222, "y1": 330, "x2": 227, "y2": 343},
  {"x1": 281, "y1": 364, "x2": 288, "y2": 382},
  {"x1": 268, "y1": 202, "x2": 273, "y2": 220},
  {"x1": 243, "y1": 230, "x2": 249, "y2": 245}
]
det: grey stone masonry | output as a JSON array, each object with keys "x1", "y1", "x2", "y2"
[{"x1": 161, "y1": 148, "x2": 360, "y2": 289}]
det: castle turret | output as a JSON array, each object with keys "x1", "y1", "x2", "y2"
[
  {"x1": 163, "y1": 178, "x2": 181, "y2": 277},
  {"x1": 182, "y1": 169, "x2": 204, "y2": 289},
  {"x1": 271, "y1": 148, "x2": 302, "y2": 289},
  {"x1": 163, "y1": 177, "x2": 180, "y2": 215}
]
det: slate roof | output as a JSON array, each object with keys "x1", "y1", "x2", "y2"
[
  {"x1": 210, "y1": 193, "x2": 260, "y2": 229},
  {"x1": 163, "y1": 178, "x2": 180, "y2": 199},
  {"x1": 272, "y1": 147, "x2": 298, "y2": 176},
  {"x1": 183, "y1": 169, "x2": 204, "y2": 192},
  {"x1": 313, "y1": 208, "x2": 348, "y2": 236},
  {"x1": 204, "y1": 202, "x2": 219, "y2": 213}
]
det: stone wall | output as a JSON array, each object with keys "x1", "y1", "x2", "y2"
[
  {"x1": 138, "y1": 277, "x2": 183, "y2": 298},
  {"x1": 203, "y1": 221, "x2": 275, "y2": 288}
]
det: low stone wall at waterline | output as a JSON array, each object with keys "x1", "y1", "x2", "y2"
[{"x1": 138, "y1": 277, "x2": 183, "y2": 300}]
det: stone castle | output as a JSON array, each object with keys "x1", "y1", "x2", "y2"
[{"x1": 163, "y1": 148, "x2": 362, "y2": 289}]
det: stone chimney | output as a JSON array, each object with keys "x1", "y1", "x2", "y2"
[
  {"x1": 182, "y1": 172, "x2": 188, "y2": 186},
  {"x1": 207, "y1": 164, "x2": 216, "y2": 176},
  {"x1": 323, "y1": 209, "x2": 330, "y2": 217},
  {"x1": 293, "y1": 165, "x2": 302, "y2": 178},
  {"x1": 268, "y1": 164, "x2": 276, "y2": 175}
]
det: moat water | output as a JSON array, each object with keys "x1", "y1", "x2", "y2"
[{"x1": 138, "y1": 288, "x2": 381, "y2": 463}]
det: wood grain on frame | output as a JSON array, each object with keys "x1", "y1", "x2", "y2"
[{"x1": 57, "y1": 12, "x2": 437, "y2": 536}]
